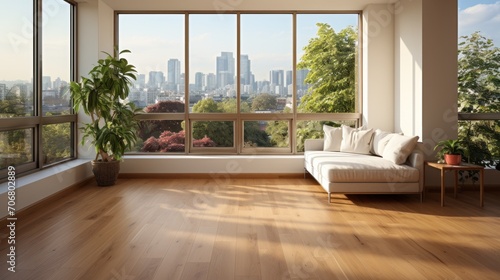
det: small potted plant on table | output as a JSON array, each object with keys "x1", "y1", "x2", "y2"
[
  {"x1": 70, "y1": 49, "x2": 139, "y2": 186},
  {"x1": 434, "y1": 139, "x2": 466, "y2": 165}
]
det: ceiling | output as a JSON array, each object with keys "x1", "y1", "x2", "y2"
[{"x1": 94, "y1": 0, "x2": 400, "y2": 11}]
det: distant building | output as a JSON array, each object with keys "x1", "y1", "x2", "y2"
[
  {"x1": 42, "y1": 76, "x2": 52, "y2": 90},
  {"x1": 216, "y1": 52, "x2": 235, "y2": 88},
  {"x1": 206, "y1": 73, "x2": 216, "y2": 91},
  {"x1": 148, "y1": 71, "x2": 165, "y2": 89},
  {"x1": 296, "y1": 69, "x2": 309, "y2": 91},
  {"x1": 240, "y1": 54, "x2": 252, "y2": 85},
  {"x1": 194, "y1": 72, "x2": 205, "y2": 92},
  {"x1": 136, "y1": 74, "x2": 146, "y2": 89},
  {"x1": 286, "y1": 70, "x2": 293, "y2": 86},
  {"x1": 167, "y1": 59, "x2": 181, "y2": 88}
]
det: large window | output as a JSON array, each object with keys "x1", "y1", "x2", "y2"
[
  {"x1": 117, "y1": 12, "x2": 360, "y2": 154},
  {"x1": 0, "y1": 0, "x2": 76, "y2": 179},
  {"x1": 457, "y1": 1, "x2": 500, "y2": 169}
]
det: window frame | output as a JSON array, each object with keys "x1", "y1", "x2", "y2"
[
  {"x1": 115, "y1": 10, "x2": 362, "y2": 155},
  {"x1": 0, "y1": 0, "x2": 77, "y2": 180}
]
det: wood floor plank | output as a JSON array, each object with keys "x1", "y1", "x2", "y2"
[{"x1": 1, "y1": 178, "x2": 500, "y2": 280}]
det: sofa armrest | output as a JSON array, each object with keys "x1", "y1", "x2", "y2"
[
  {"x1": 304, "y1": 139, "x2": 324, "y2": 152},
  {"x1": 406, "y1": 144, "x2": 425, "y2": 192}
]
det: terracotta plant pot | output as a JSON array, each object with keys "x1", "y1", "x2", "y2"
[{"x1": 444, "y1": 154, "x2": 462, "y2": 165}]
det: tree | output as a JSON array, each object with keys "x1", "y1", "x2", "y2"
[
  {"x1": 458, "y1": 32, "x2": 500, "y2": 168},
  {"x1": 251, "y1": 93, "x2": 277, "y2": 111},
  {"x1": 138, "y1": 101, "x2": 184, "y2": 141},
  {"x1": 298, "y1": 24, "x2": 357, "y2": 113},
  {"x1": 192, "y1": 98, "x2": 233, "y2": 147},
  {"x1": 458, "y1": 32, "x2": 500, "y2": 114},
  {"x1": 264, "y1": 107, "x2": 291, "y2": 148},
  {"x1": 0, "y1": 89, "x2": 28, "y2": 117},
  {"x1": 42, "y1": 122, "x2": 71, "y2": 164},
  {"x1": 192, "y1": 98, "x2": 221, "y2": 113},
  {"x1": 219, "y1": 98, "x2": 250, "y2": 113}
]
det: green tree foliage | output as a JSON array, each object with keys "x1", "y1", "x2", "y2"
[
  {"x1": 192, "y1": 98, "x2": 233, "y2": 147},
  {"x1": 298, "y1": 23, "x2": 357, "y2": 113},
  {"x1": 0, "y1": 129, "x2": 32, "y2": 168},
  {"x1": 0, "y1": 89, "x2": 29, "y2": 117},
  {"x1": 264, "y1": 107, "x2": 291, "y2": 148},
  {"x1": 193, "y1": 98, "x2": 221, "y2": 113},
  {"x1": 251, "y1": 93, "x2": 277, "y2": 111},
  {"x1": 244, "y1": 121, "x2": 272, "y2": 147},
  {"x1": 42, "y1": 123, "x2": 71, "y2": 164},
  {"x1": 219, "y1": 98, "x2": 250, "y2": 113},
  {"x1": 458, "y1": 32, "x2": 500, "y2": 167}
]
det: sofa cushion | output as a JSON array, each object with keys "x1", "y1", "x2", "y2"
[
  {"x1": 340, "y1": 125, "x2": 374, "y2": 154},
  {"x1": 382, "y1": 134, "x2": 419, "y2": 165},
  {"x1": 371, "y1": 129, "x2": 397, "y2": 156},
  {"x1": 304, "y1": 151, "x2": 419, "y2": 183},
  {"x1": 323, "y1": 125, "x2": 342, "y2": 152}
]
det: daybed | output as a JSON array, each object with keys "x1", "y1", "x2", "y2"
[{"x1": 304, "y1": 125, "x2": 424, "y2": 203}]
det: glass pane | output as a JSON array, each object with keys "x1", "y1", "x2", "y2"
[
  {"x1": 136, "y1": 119, "x2": 185, "y2": 153},
  {"x1": 0, "y1": 129, "x2": 34, "y2": 169},
  {"x1": 241, "y1": 14, "x2": 292, "y2": 113},
  {"x1": 190, "y1": 14, "x2": 236, "y2": 113},
  {"x1": 296, "y1": 120, "x2": 357, "y2": 152},
  {"x1": 192, "y1": 121, "x2": 234, "y2": 147},
  {"x1": 0, "y1": 0, "x2": 34, "y2": 117},
  {"x1": 296, "y1": 14, "x2": 358, "y2": 113},
  {"x1": 135, "y1": 100, "x2": 185, "y2": 153},
  {"x1": 119, "y1": 14, "x2": 185, "y2": 110},
  {"x1": 243, "y1": 120, "x2": 289, "y2": 148},
  {"x1": 42, "y1": 0, "x2": 71, "y2": 116},
  {"x1": 42, "y1": 123, "x2": 72, "y2": 164},
  {"x1": 458, "y1": 120, "x2": 500, "y2": 168}
]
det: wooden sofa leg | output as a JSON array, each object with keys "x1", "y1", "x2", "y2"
[{"x1": 328, "y1": 193, "x2": 332, "y2": 203}]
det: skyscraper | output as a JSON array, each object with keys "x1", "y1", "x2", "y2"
[
  {"x1": 206, "y1": 73, "x2": 216, "y2": 91},
  {"x1": 296, "y1": 69, "x2": 309, "y2": 90},
  {"x1": 167, "y1": 59, "x2": 181, "y2": 86},
  {"x1": 194, "y1": 72, "x2": 205, "y2": 92},
  {"x1": 286, "y1": 70, "x2": 293, "y2": 86},
  {"x1": 216, "y1": 52, "x2": 235, "y2": 88},
  {"x1": 240, "y1": 54, "x2": 252, "y2": 85},
  {"x1": 148, "y1": 71, "x2": 165, "y2": 88}
]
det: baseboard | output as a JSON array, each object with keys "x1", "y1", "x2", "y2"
[
  {"x1": 0, "y1": 177, "x2": 93, "y2": 228},
  {"x1": 118, "y1": 173, "x2": 305, "y2": 179}
]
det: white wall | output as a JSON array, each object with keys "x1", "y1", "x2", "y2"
[
  {"x1": 120, "y1": 155, "x2": 304, "y2": 174},
  {"x1": 76, "y1": 0, "x2": 114, "y2": 160},
  {"x1": 421, "y1": 0, "x2": 458, "y2": 158},
  {"x1": 394, "y1": 0, "x2": 423, "y2": 138},
  {"x1": 362, "y1": 4, "x2": 395, "y2": 131},
  {"x1": 395, "y1": 0, "x2": 458, "y2": 159}
]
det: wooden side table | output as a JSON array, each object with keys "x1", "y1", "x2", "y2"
[{"x1": 425, "y1": 162, "x2": 485, "y2": 207}]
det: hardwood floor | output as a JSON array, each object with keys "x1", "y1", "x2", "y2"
[{"x1": 1, "y1": 177, "x2": 500, "y2": 280}]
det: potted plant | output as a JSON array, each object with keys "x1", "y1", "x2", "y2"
[
  {"x1": 70, "y1": 49, "x2": 139, "y2": 186},
  {"x1": 434, "y1": 139, "x2": 466, "y2": 165}
]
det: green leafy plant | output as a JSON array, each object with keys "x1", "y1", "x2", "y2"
[
  {"x1": 434, "y1": 139, "x2": 467, "y2": 161},
  {"x1": 70, "y1": 49, "x2": 139, "y2": 162}
]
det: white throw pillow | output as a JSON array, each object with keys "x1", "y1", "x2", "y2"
[
  {"x1": 371, "y1": 129, "x2": 397, "y2": 156},
  {"x1": 382, "y1": 134, "x2": 419, "y2": 164},
  {"x1": 340, "y1": 125, "x2": 374, "y2": 154},
  {"x1": 323, "y1": 125, "x2": 342, "y2": 152}
]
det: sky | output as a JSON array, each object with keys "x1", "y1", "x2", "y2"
[{"x1": 0, "y1": 0, "x2": 499, "y2": 82}]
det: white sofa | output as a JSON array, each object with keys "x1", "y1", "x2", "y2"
[{"x1": 304, "y1": 126, "x2": 424, "y2": 203}]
